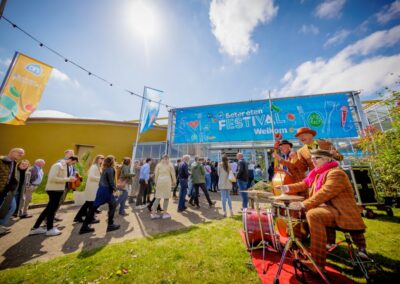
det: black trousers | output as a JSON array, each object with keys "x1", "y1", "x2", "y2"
[
  {"x1": 82, "y1": 199, "x2": 116, "y2": 227},
  {"x1": 190, "y1": 183, "x2": 212, "y2": 206},
  {"x1": 33, "y1": 191, "x2": 63, "y2": 230},
  {"x1": 74, "y1": 201, "x2": 94, "y2": 221},
  {"x1": 136, "y1": 179, "x2": 149, "y2": 206}
]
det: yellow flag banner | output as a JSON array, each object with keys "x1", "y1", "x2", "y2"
[{"x1": 0, "y1": 52, "x2": 53, "y2": 125}]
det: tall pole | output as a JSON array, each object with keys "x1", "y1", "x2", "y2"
[
  {"x1": 268, "y1": 91, "x2": 276, "y2": 142},
  {"x1": 130, "y1": 87, "x2": 146, "y2": 172},
  {"x1": 0, "y1": 0, "x2": 8, "y2": 18}
]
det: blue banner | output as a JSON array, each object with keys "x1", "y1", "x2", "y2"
[
  {"x1": 173, "y1": 93, "x2": 357, "y2": 144},
  {"x1": 140, "y1": 87, "x2": 162, "y2": 134}
]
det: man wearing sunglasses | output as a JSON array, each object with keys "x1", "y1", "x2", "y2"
[{"x1": 276, "y1": 149, "x2": 367, "y2": 273}]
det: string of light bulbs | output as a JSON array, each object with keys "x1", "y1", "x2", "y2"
[{"x1": 0, "y1": 15, "x2": 174, "y2": 109}]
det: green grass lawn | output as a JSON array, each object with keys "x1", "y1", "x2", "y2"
[
  {"x1": 0, "y1": 218, "x2": 260, "y2": 284},
  {"x1": 31, "y1": 192, "x2": 74, "y2": 204},
  {"x1": 1, "y1": 209, "x2": 399, "y2": 284}
]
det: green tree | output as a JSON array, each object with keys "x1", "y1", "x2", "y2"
[{"x1": 357, "y1": 84, "x2": 400, "y2": 197}]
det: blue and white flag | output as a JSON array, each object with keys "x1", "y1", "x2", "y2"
[{"x1": 139, "y1": 86, "x2": 162, "y2": 134}]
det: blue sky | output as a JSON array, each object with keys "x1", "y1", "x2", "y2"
[{"x1": 0, "y1": 0, "x2": 399, "y2": 121}]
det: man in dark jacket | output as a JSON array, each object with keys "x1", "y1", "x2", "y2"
[
  {"x1": 0, "y1": 148, "x2": 25, "y2": 235},
  {"x1": 236, "y1": 152, "x2": 249, "y2": 210},
  {"x1": 177, "y1": 155, "x2": 190, "y2": 212}
]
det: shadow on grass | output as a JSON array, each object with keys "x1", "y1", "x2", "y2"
[
  {"x1": 328, "y1": 246, "x2": 400, "y2": 283},
  {"x1": 372, "y1": 213, "x2": 400, "y2": 224}
]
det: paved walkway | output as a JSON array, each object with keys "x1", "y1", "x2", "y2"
[{"x1": 0, "y1": 192, "x2": 244, "y2": 269}]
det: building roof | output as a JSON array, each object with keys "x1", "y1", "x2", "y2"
[{"x1": 26, "y1": 117, "x2": 167, "y2": 129}]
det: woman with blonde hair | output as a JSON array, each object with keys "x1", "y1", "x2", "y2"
[
  {"x1": 80, "y1": 155, "x2": 120, "y2": 234},
  {"x1": 151, "y1": 155, "x2": 176, "y2": 219},
  {"x1": 73, "y1": 155, "x2": 104, "y2": 223}
]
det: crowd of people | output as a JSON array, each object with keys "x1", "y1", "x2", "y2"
[
  {"x1": 0, "y1": 147, "x2": 262, "y2": 237},
  {"x1": 0, "y1": 126, "x2": 369, "y2": 275}
]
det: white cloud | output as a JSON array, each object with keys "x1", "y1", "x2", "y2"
[
  {"x1": 324, "y1": 29, "x2": 350, "y2": 47},
  {"x1": 209, "y1": 0, "x2": 278, "y2": 63},
  {"x1": 300, "y1": 24, "x2": 319, "y2": 35},
  {"x1": 31, "y1": 110, "x2": 75, "y2": 118},
  {"x1": 278, "y1": 25, "x2": 400, "y2": 98},
  {"x1": 0, "y1": 58, "x2": 12, "y2": 67},
  {"x1": 281, "y1": 70, "x2": 293, "y2": 83},
  {"x1": 315, "y1": 0, "x2": 346, "y2": 19},
  {"x1": 50, "y1": 68, "x2": 71, "y2": 82},
  {"x1": 375, "y1": 0, "x2": 400, "y2": 24}
]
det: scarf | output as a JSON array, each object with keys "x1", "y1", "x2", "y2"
[{"x1": 303, "y1": 161, "x2": 339, "y2": 192}]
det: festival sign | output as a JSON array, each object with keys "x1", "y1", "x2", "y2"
[
  {"x1": 0, "y1": 52, "x2": 53, "y2": 125},
  {"x1": 173, "y1": 93, "x2": 357, "y2": 144},
  {"x1": 139, "y1": 86, "x2": 163, "y2": 134}
]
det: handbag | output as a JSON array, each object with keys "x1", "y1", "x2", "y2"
[
  {"x1": 116, "y1": 178, "x2": 127, "y2": 189},
  {"x1": 228, "y1": 170, "x2": 236, "y2": 183}
]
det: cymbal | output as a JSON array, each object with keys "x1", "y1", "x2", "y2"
[
  {"x1": 270, "y1": 194, "x2": 304, "y2": 201},
  {"x1": 242, "y1": 190, "x2": 273, "y2": 196}
]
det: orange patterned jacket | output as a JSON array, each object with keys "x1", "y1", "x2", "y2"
[{"x1": 287, "y1": 167, "x2": 366, "y2": 231}]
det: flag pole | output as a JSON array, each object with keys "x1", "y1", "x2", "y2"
[
  {"x1": 268, "y1": 90, "x2": 276, "y2": 142},
  {"x1": 131, "y1": 86, "x2": 146, "y2": 172}
]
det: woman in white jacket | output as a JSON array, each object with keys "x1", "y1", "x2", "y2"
[
  {"x1": 73, "y1": 155, "x2": 104, "y2": 222},
  {"x1": 151, "y1": 155, "x2": 176, "y2": 219},
  {"x1": 218, "y1": 155, "x2": 233, "y2": 217}
]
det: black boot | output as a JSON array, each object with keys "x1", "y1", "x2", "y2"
[
  {"x1": 79, "y1": 225, "x2": 95, "y2": 234},
  {"x1": 107, "y1": 224, "x2": 120, "y2": 232}
]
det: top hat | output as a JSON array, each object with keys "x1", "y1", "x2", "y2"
[
  {"x1": 310, "y1": 149, "x2": 333, "y2": 159},
  {"x1": 295, "y1": 127, "x2": 317, "y2": 137},
  {"x1": 279, "y1": 140, "x2": 293, "y2": 147}
]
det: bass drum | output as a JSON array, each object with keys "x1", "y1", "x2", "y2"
[{"x1": 242, "y1": 208, "x2": 280, "y2": 251}]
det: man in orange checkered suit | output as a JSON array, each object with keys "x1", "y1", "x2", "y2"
[{"x1": 276, "y1": 149, "x2": 367, "y2": 272}]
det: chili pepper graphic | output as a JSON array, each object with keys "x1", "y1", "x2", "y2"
[{"x1": 341, "y1": 105, "x2": 348, "y2": 128}]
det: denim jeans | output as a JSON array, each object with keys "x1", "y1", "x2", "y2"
[
  {"x1": 237, "y1": 179, "x2": 248, "y2": 209},
  {"x1": 205, "y1": 174, "x2": 212, "y2": 190},
  {"x1": 220, "y1": 189, "x2": 232, "y2": 212},
  {"x1": 188, "y1": 178, "x2": 194, "y2": 197},
  {"x1": 178, "y1": 178, "x2": 188, "y2": 210},
  {"x1": 117, "y1": 189, "x2": 128, "y2": 214},
  {"x1": 0, "y1": 196, "x2": 16, "y2": 226}
]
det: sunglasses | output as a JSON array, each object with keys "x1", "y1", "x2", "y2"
[{"x1": 311, "y1": 156, "x2": 324, "y2": 160}]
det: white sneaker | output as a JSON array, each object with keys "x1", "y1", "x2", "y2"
[
  {"x1": 223, "y1": 212, "x2": 227, "y2": 217},
  {"x1": 0, "y1": 226, "x2": 11, "y2": 235},
  {"x1": 357, "y1": 250, "x2": 370, "y2": 260},
  {"x1": 162, "y1": 213, "x2": 171, "y2": 219},
  {"x1": 151, "y1": 213, "x2": 161, "y2": 219},
  {"x1": 230, "y1": 210, "x2": 234, "y2": 217},
  {"x1": 46, "y1": 228, "x2": 62, "y2": 236},
  {"x1": 29, "y1": 227, "x2": 46, "y2": 235}
]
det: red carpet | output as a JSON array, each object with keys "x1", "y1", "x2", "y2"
[{"x1": 240, "y1": 230, "x2": 354, "y2": 284}]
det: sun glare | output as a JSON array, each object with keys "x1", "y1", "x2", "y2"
[{"x1": 126, "y1": 1, "x2": 159, "y2": 40}]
